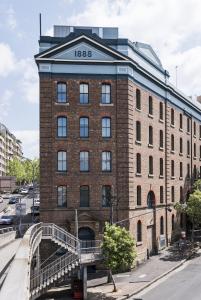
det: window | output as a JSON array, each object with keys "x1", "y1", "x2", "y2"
[
  {"x1": 187, "y1": 117, "x2": 190, "y2": 133},
  {"x1": 149, "y1": 96, "x2": 153, "y2": 115},
  {"x1": 102, "y1": 185, "x2": 111, "y2": 207},
  {"x1": 159, "y1": 130, "x2": 163, "y2": 148},
  {"x1": 149, "y1": 126, "x2": 153, "y2": 145},
  {"x1": 57, "y1": 151, "x2": 67, "y2": 172},
  {"x1": 136, "y1": 153, "x2": 141, "y2": 174},
  {"x1": 194, "y1": 143, "x2": 196, "y2": 157},
  {"x1": 180, "y1": 162, "x2": 183, "y2": 178},
  {"x1": 171, "y1": 186, "x2": 175, "y2": 202},
  {"x1": 57, "y1": 186, "x2": 67, "y2": 207},
  {"x1": 171, "y1": 134, "x2": 174, "y2": 152},
  {"x1": 101, "y1": 84, "x2": 111, "y2": 104},
  {"x1": 80, "y1": 83, "x2": 89, "y2": 104},
  {"x1": 137, "y1": 220, "x2": 142, "y2": 242},
  {"x1": 80, "y1": 186, "x2": 89, "y2": 207},
  {"x1": 171, "y1": 108, "x2": 174, "y2": 126},
  {"x1": 200, "y1": 146, "x2": 201, "y2": 159},
  {"x1": 180, "y1": 186, "x2": 183, "y2": 202},
  {"x1": 194, "y1": 165, "x2": 197, "y2": 179},
  {"x1": 187, "y1": 163, "x2": 190, "y2": 178},
  {"x1": 179, "y1": 138, "x2": 183, "y2": 154},
  {"x1": 102, "y1": 117, "x2": 111, "y2": 138},
  {"x1": 102, "y1": 151, "x2": 111, "y2": 171},
  {"x1": 136, "y1": 121, "x2": 141, "y2": 142},
  {"x1": 137, "y1": 185, "x2": 141, "y2": 206},
  {"x1": 160, "y1": 216, "x2": 164, "y2": 235},
  {"x1": 194, "y1": 121, "x2": 196, "y2": 136},
  {"x1": 149, "y1": 156, "x2": 153, "y2": 175},
  {"x1": 172, "y1": 215, "x2": 175, "y2": 231},
  {"x1": 57, "y1": 83, "x2": 67, "y2": 103},
  {"x1": 80, "y1": 117, "x2": 89, "y2": 138},
  {"x1": 200, "y1": 125, "x2": 201, "y2": 139},
  {"x1": 180, "y1": 114, "x2": 183, "y2": 129},
  {"x1": 160, "y1": 158, "x2": 163, "y2": 177},
  {"x1": 80, "y1": 151, "x2": 89, "y2": 171},
  {"x1": 136, "y1": 89, "x2": 141, "y2": 110},
  {"x1": 187, "y1": 140, "x2": 190, "y2": 156},
  {"x1": 171, "y1": 160, "x2": 175, "y2": 177},
  {"x1": 159, "y1": 102, "x2": 163, "y2": 120},
  {"x1": 57, "y1": 117, "x2": 67, "y2": 137},
  {"x1": 160, "y1": 186, "x2": 164, "y2": 203}
]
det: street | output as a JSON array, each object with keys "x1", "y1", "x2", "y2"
[{"x1": 133, "y1": 255, "x2": 201, "y2": 300}]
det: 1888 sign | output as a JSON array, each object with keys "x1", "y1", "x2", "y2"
[{"x1": 75, "y1": 50, "x2": 92, "y2": 57}]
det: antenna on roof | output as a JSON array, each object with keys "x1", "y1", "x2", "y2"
[{"x1": 39, "y1": 13, "x2": 42, "y2": 37}]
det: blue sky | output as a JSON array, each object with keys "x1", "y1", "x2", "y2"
[{"x1": 1, "y1": 0, "x2": 201, "y2": 159}]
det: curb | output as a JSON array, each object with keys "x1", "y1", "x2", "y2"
[{"x1": 117, "y1": 258, "x2": 186, "y2": 300}]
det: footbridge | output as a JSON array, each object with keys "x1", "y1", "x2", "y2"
[{"x1": 0, "y1": 223, "x2": 102, "y2": 300}]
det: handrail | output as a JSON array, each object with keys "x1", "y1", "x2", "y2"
[
  {"x1": 30, "y1": 252, "x2": 78, "y2": 292},
  {"x1": 0, "y1": 227, "x2": 14, "y2": 235}
]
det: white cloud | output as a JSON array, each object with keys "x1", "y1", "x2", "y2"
[
  {"x1": 0, "y1": 90, "x2": 12, "y2": 122},
  {"x1": 61, "y1": 0, "x2": 201, "y2": 96},
  {"x1": 0, "y1": 43, "x2": 15, "y2": 77},
  {"x1": 17, "y1": 59, "x2": 39, "y2": 104},
  {"x1": 13, "y1": 130, "x2": 39, "y2": 159},
  {"x1": 6, "y1": 5, "x2": 17, "y2": 30}
]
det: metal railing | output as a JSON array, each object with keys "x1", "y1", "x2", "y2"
[
  {"x1": 0, "y1": 227, "x2": 14, "y2": 235},
  {"x1": 30, "y1": 252, "x2": 78, "y2": 294},
  {"x1": 80, "y1": 240, "x2": 102, "y2": 254},
  {"x1": 42, "y1": 223, "x2": 80, "y2": 252}
]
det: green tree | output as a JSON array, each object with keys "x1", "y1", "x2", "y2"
[
  {"x1": 23, "y1": 159, "x2": 39, "y2": 183},
  {"x1": 101, "y1": 223, "x2": 137, "y2": 292},
  {"x1": 193, "y1": 179, "x2": 201, "y2": 192},
  {"x1": 7, "y1": 157, "x2": 25, "y2": 185},
  {"x1": 174, "y1": 190, "x2": 201, "y2": 241}
]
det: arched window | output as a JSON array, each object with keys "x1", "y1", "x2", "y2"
[
  {"x1": 180, "y1": 113, "x2": 183, "y2": 129},
  {"x1": 136, "y1": 153, "x2": 141, "y2": 174},
  {"x1": 194, "y1": 164, "x2": 197, "y2": 179},
  {"x1": 57, "y1": 116, "x2": 67, "y2": 137},
  {"x1": 171, "y1": 186, "x2": 175, "y2": 202},
  {"x1": 200, "y1": 125, "x2": 201, "y2": 139},
  {"x1": 57, "y1": 151, "x2": 67, "y2": 172},
  {"x1": 160, "y1": 216, "x2": 164, "y2": 235},
  {"x1": 180, "y1": 186, "x2": 183, "y2": 202},
  {"x1": 171, "y1": 108, "x2": 174, "y2": 125},
  {"x1": 160, "y1": 186, "x2": 164, "y2": 203},
  {"x1": 180, "y1": 162, "x2": 183, "y2": 178},
  {"x1": 200, "y1": 145, "x2": 201, "y2": 159},
  {"x1": 57, "y1": 82, "x2": 67, "y2": 103},
  {"x1": 80, "y1": 117, "x2": 89, "y2": 137},
  {"x1": 80, "y1": 83, "x2": 89, "y2": 104},
  {"x1": 187, "y1": 163, "x2": 190, "y2": 178},
  {"x1": 80, "y1": 186, "x2": 89, "y2": 207},
  {"x1": 187, "y1": 140, "x2": 190, "y2": 156},
  {"x1": 147, "y1": 191, "x2": 155, "y2": 208},
  {"x1": 102, "y1": 117, "x2": 111, "y2": 138},
  {"x1": 171, "y1": 160, "x2": 175, "y2": 177},
  {"x1": 137, "y1": 220, "x2": 142, "y2": 242},
  {"x1": 101, "y1": 83, "x2": 111, "y2": 104},
  {"x1": 194, "y1": 121, "x2": 196, "y2": 136},
  {"x1": 149, "y1": 96, "x2": 153, "y2": 115},
  {"x1": 194, "y1": 143, "x2": 196, "y2": 157},
  {"x1": 136, "y1": 121, "x2": 141, "y2": 142},
  {"x1": 187, "y1": 118, "x2": 190, "y2": 133},
  {"x1": 159, "y1": 130, "x2": 163, "y2": 148},
  {"x1": 160, "y1": 158, "x2": 163, "y2": 176},
  {"x1": 159, "y1": 102, "x2": 163, "y2": 120},
  {"x1": 137, "y1": 185, "x2": 141, "y2": 206},
  {"x1": 149, "y1": 156, "x2": 153, "y2": 175},
  {"x1": 171, "y1": 134, "x2": 174, "y2": 151},
  {"x1": 136, "y1": 89, "x2": 141, "y2": 110},
  {"x1": 172, "y1": 215, "x2": 175, "y2": 231},
  {"x1": 179, "y1": 138, "x2": 183, "y2": 154},
  {"x1": 149, "y1": 126, "x2": 153, "y2": 145}
]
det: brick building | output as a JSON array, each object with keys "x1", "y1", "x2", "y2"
[{"x1": 35, "y1": 26, "x2": 201, "y2": 261}]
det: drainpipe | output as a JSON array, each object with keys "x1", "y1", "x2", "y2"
[{"x1": 164, "y1": 70, "x2": 168, "y2": 247}]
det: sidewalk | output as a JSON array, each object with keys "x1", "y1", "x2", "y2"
[
  {"x1": 87, "y1": 246, "x2": 199, "y2": 300},
  {"x1": 0, "y1": 238, "x2": 21, "y2": 275}
]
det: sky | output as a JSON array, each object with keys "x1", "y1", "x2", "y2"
[{"x1": 1, "y1": 0, "x2": 201, "y2": 159}]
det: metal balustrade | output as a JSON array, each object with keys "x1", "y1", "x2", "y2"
[{"x1": 0, "y1": 226, "x2": 14, "y2": 235}]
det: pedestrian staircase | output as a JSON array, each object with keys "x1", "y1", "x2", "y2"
[{"x1": 29, "y1": 223, "x2": 101, "y2": 299}]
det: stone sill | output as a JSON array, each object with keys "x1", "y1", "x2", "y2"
[
  {"x1": 136, "y1": 173, "x2": 142, "y2": 177},
  {"x1": 148, "y1": 144, "x2": 153, "y2": 148},
  {"x1": 179, "y1": 153, "x2": 183, "y2": 156},
  {"x1": 159, "y1": 147, "x2": 164, "y2": 151},
  {"x1": 159, "y1": 119, "x2": 164, "y2": 123},
  {"x1": 136, "y1": 241, "x2": 143, "y2": 247},
  {"x1": 135, "y1": 140, "x2": 142, "y2": 145},
  {"x1": 170, "y1": 124, "x2": 175, "y2": 128},
  {"x1": 171, "y1": 176, "x2": 176, "y2": 180},
  {"x1": 179, "y1": 128, "x2": 183, "y2": 132},
  {"x1": 159, "y1": 175, "x2": 164, "y2": 179},
  {"x1": 99, "y1": 103, "x2": 113, "y2": 106},
  {"x1": 135, "y1": 108, "x2": 142, "y2": 112},
  {"x1": 179, "y1": 177, "x2": 183, "y2": 180},
  {"x1": 170, "y1": 150, "x2": 175, "y2": 154},
  {"x1": 148, "y1": 174, "x2": 154, "y2": 178},
  {"x1": 148, "y1": 113, "x2": 154, "y2": 119},
  {"x1": 55, "y1": 102, "x2": 69, "y2": 105}
]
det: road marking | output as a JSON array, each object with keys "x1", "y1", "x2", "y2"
[
  {"x1": 116, "y1": 274, "x2": 130, "y2": 278},
  {"x1": 139, "y1": 274, "x2": 147, "y2": 278}
]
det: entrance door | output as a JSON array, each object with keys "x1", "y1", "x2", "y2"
[
  {"x1": 78, "y1": 227, "x2": 95, "y2": 248},
  {"x1": 147, "y1": 225, "x2": 154, "y2": 256}
]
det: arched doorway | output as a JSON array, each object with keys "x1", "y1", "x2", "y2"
[
  {"x1": 78, "y1": 227, "x2": 95, "y2": 248},
  {"x1": 147, "y1": 191, "x2": 157, "y2": 256}
]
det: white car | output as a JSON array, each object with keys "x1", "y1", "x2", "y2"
[
  {"x1": 20, "y1": 189, "x2": 28, "y2": 195},
  {"x1": 0, "y1": 196, "x2": 3, "y2": 203}
]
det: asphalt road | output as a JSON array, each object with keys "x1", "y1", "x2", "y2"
[{"x1": 134, "y1": 255, "x2": 201, "y2": 300}]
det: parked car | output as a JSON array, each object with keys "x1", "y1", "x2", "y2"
[
  {"x1": 0, "y1": 215, "x2": 13, "y2": 225},
  {"x1": 0, "y1": 196, "x2": 3, "y2": 203},
  {"x1": 20, "y1": 189, "x2": 28, "y2": 195},
  {"x1": 2, "y1": 194, "x2": 10, "y2": 199},
  {"x1": 9, "y1": 197, "x2": 19, "y2": 204}
]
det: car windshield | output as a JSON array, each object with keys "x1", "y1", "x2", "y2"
[{"x1": 1, "y1": 216, "x2": 10, "y2": 219}]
